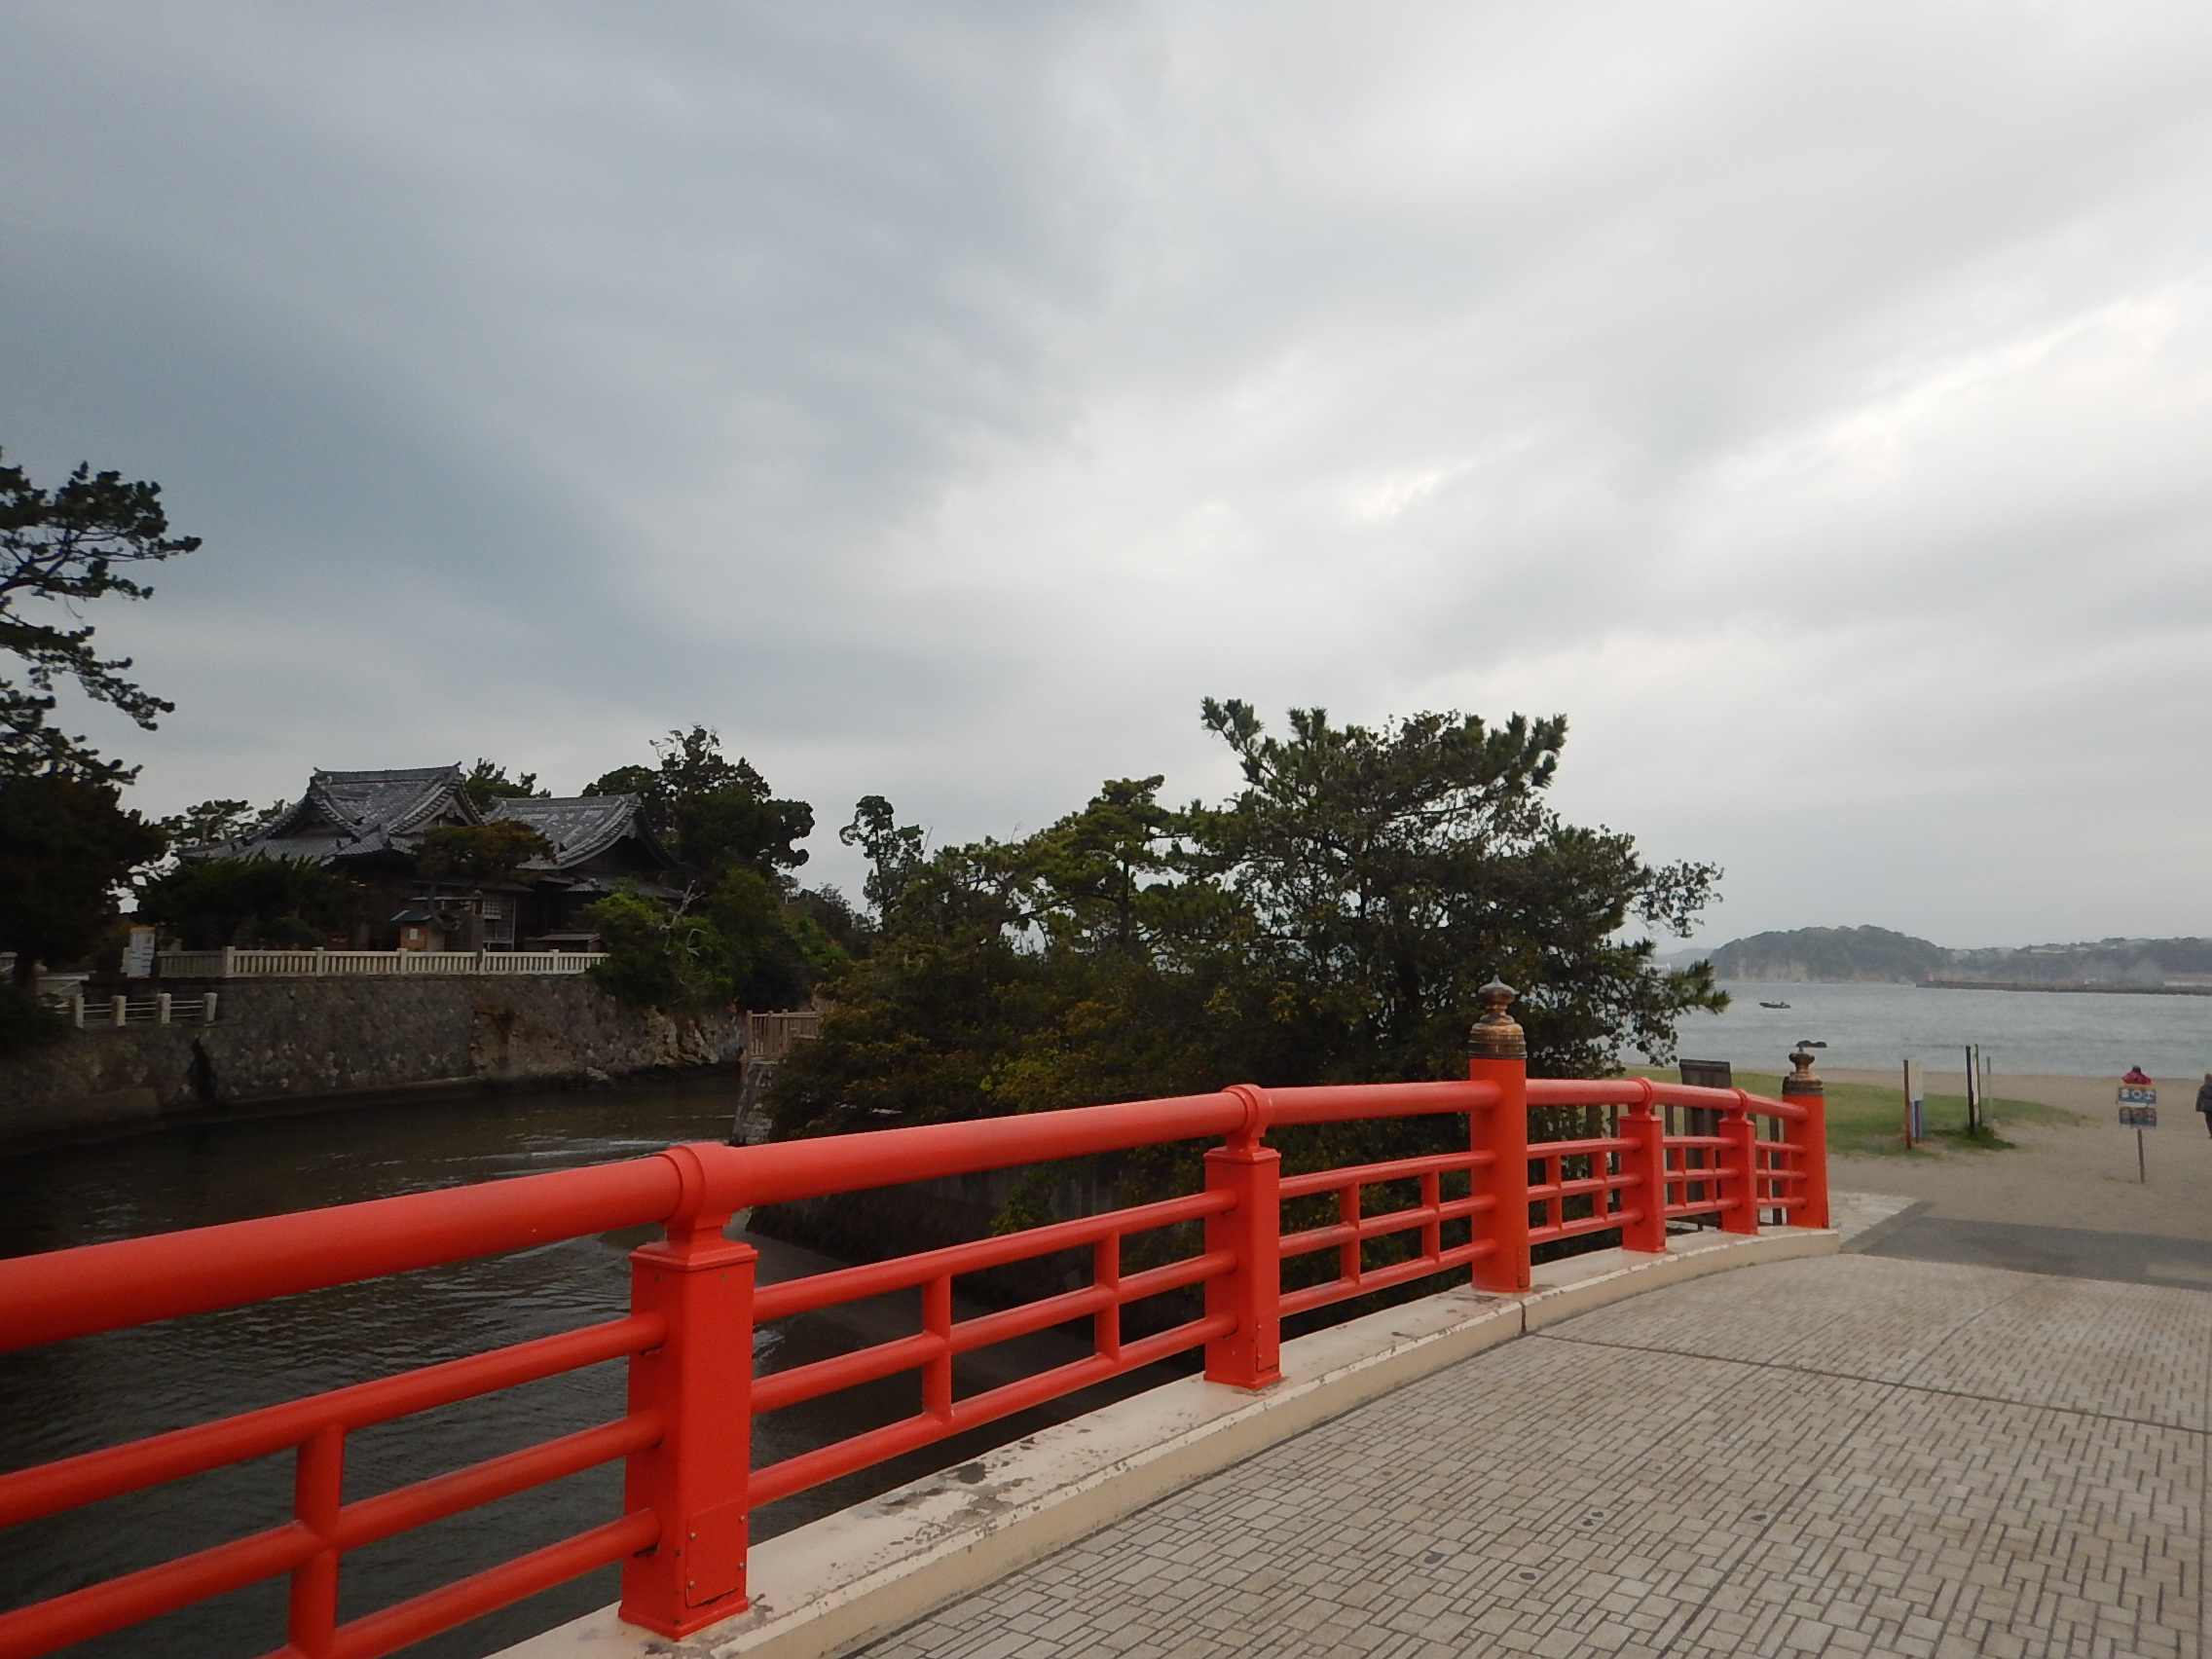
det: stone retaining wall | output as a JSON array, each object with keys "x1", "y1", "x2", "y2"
[{"x1": 0, "y1": 976, "x2": 742, "y2": 1146}]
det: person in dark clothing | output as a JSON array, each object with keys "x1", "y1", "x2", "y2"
[{"x1": 2196, "y1": 1073, "x2": 2212, "y2": 1138}]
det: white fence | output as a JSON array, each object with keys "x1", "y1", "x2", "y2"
[
  {"x1": 157, "y1": 949, "x2": 607, "y2": 978},
  {"x1": 69, "y1": 993, "x2": 220, "y2": 1029}
]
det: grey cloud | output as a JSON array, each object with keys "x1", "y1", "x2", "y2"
[{"x1": 4, "y1": 0, "x2": 2210, "y2": 935}]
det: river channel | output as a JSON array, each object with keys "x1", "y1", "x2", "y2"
[{"x1": 0, "y1": 1080, "x2": 1155, "y2": 1659}]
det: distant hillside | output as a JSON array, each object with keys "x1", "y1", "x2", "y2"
[
  {"x1": 1707, "y1": 927, "x2": 1949, "y2": 984},
  {"x1": 1946, "y1": 938, "x2": 2212, "y2": 987},
  {"x1": 1698, "y1": 928, "x2": 2212, "y2": 986}
]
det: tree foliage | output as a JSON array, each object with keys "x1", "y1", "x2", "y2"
[
  {"x1": 155, "y1": 797, "x2": 287, "y2": 850},
  {"x1": 586, "y1": 726, "x2": 813, "y2": 884},
  {"x1": 768, "y1": 701, "x2": 1724, "y2": 1145},
  {"x1": 573, "y1": 728, "x2": 843, "y2": 1015},
  {"x1": 414, "y1": 820, "x2": 554, "y2": 885},
  {"x1": 1, "y1": 451, "x2": 201, "y2": 781},
  {"x1": 461, "y1": 760, "x2": 547, "y2": 812},
  {"x1": 581, "y1": 869, "x2": 842, "y2": 1017},
  {"x1": 0, "y1": 771, "x2": 167, "y2": 983},
  {"x1": 136, "y1": 854, "x2": 366, "y2": 949}
]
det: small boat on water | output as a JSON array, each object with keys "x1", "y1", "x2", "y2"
[{"x1": 1758, "y1": 999, "x2": 1790, "y2": 1009}]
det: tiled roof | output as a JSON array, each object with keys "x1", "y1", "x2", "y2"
[
  {"x1": 207, "y1": 765, "x2": 478, "y2": 862},
  {"x1": 487, "y1": 794, "x2": 675, "y2": 870},
  {"x1": 194, "y1": 772, "x2": 677, "y2": 880}
]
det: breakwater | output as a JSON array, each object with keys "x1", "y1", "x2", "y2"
[
  {"x1": 0, "y1": 976, "x2": 743, "y2": 1147},
  {"x1": 1923, "y1": 978, "x2": 2212, "y2": 995}
]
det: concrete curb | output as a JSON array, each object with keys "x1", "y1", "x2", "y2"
[{"x1": 496, "y1": 1226, "x2": 1836, "y2": 1659}]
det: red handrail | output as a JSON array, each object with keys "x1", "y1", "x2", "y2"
[{"x1": 0, "y1": 1040, "x2": 1826, "y2": 1659}]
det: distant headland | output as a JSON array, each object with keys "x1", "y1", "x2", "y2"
[{"x1": 1676, "y1": 925, "x2": 2212, "y2": 989}]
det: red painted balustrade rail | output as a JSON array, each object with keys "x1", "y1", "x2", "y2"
[{"x1": 0, "y1": 1050, "x2": 1825, "y2": 1659}]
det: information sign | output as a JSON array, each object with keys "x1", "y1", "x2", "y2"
[
  {"x1": 2118, "y1": 1086, "x2": 2157, "y2": 1182},
  {"x1": 122, "y1": 925, "x2": 156, "y2": 979}
]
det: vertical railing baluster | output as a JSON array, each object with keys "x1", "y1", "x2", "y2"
[
  {"x1": 1204, "y1": 1084, "x2": 1281, "y2": 1390},
  {"x1": 1093, "y1": 1235, "x2": 1121, "y2": 1363},
  {"x1": 286, "y1": 1425, "x2": 344, "y2": 1659},
  {"x1": 1718, "y1": 1098, "x2": 1758, "y2": 1235},
  {"x1": 1337, "y1": 1183, "x2": 1361, "y2": 1289},
  {"x1": 1419, "y1": 1169, "x2": 1441, "y2": 1265},
  {"x1": 1468, "y1": 980, "x2": 1530, "y2": 1293},
  {"x1": 922, "y1": 1274, "x2": 953, "y2": 1421}
]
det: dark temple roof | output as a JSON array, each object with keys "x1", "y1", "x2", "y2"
[
  {"x1": 202, "y1": 765, "x2": 479, "y2": 863},
  {"x1": 192, "y1": 770, "x2": 678, "y2": 885},
  {"x1": 487, "y1": 794, "x2": 674, "y2": 870}
]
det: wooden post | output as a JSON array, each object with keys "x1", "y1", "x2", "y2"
[{"x1": 1468, "y1": 980, "x2": 1530, "y2": 1293}]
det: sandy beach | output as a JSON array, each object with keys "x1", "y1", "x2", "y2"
[{"x1": 1825, "y1": 1067, "x2": 2212, "y2": 1241}]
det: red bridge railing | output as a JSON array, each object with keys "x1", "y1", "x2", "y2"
[{"x1": 0, "y1": 1009, "x2": 1826, "y2": 1659}]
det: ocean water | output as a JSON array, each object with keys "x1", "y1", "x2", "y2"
[{"x1": 1671, "y1": 981, "x2": 2212, "y2": 1079}]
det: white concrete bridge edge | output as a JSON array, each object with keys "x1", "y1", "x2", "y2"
[{"x1": 498, "y1": 1201, "x2": 1912, "y2": 1659}]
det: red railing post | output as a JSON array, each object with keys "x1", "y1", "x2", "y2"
[
  {"x1": 1204, "y1": 1085, "x2": 1281, "y2": 1390},
  {"x1": 1467, "y1": 980, "x2": 1530, "y2": 1293},
  {"x1": 618, "y1": 1147, "x2": 756, "y2": 1639},
  {"x1": 1619, "y1": 1080, "x2": 1667, "y2": 1253},
  {"x1": 1717, "y1": 1097, "x2": 1758, "y2": 1235},
  {"x1": 1782, "y1": 1044, "x2": 1829, "y2": 1228}
]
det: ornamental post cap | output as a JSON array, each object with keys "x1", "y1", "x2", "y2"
[
  {"x1": 1784, "y1": 1042, "x2": 1824, "y2": 1094},
  {"x1": 1468, "y1": 979, "x2": 1526, "y2": 1060}
]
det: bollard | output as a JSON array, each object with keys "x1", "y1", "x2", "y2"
[
  {"x1": 1468, "y1": 981, "x2": 1531, "y2": 1292},
  {"x1": 1618, "y1": 1079, "x2": 1668, "y2": 1253},
  {"x1": 1203, "y1": 1085, "x2": 1282, "y2": 1389},
  {"x1": 1782, "y1": 1045, "x2": 1829, "y2": 1228},
  {"x1": 619, "y1": 1149, "x2": 756, "y2": 1637}
]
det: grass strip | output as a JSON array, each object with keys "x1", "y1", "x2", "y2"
[{"x1": 1628, "y1": 1068, "x2": 2083, "y2": 1158}]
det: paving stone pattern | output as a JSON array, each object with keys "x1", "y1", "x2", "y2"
[{"x1": 866, "y1": 1256, "x2": 2211, "y2": 1659}]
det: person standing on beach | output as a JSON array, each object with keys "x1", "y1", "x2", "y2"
[
  {"x1": 2197, "y1": 1074, "x2": 2212, "y2": 1138},
  {"x1": 2124, "y1": 1065, "x2": 2153, "y2": 1086}
]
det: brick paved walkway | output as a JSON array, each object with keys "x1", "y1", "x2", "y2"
[{"x1": 866, "y1": 1256, "x2": 2209, "y2": 1659}]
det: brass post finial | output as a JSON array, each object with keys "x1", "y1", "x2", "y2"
[
  {"x1": 1783, "y1": 1043, "x2": 1824, "y2": 1095},
  {"x1": 1468, "y1": 978, "x2": 1526, "y2": 1060}
]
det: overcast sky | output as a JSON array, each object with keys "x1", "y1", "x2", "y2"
[{"x1": 6, "y1": 1, "x2": 2210, "y2": 949}]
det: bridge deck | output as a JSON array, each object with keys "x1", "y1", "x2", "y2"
[{"x1": 868, "y1": 1255, "x2": 2205, "y2": 1659}]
